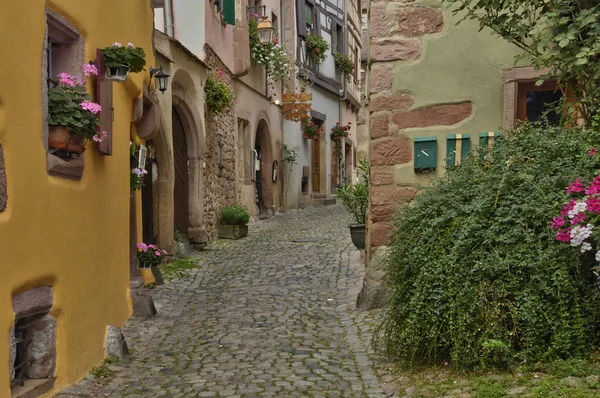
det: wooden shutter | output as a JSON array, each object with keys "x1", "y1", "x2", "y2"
[
  {"x1": 314, "y1": 6, "x2": 320, "y2": 35},
  {"x1": 223, "y1": 0, "x2": 235, "y2": 25},
  {"x1": 95, "y1": 49, "x2": 113, "y2": 155},
  {"x1": 296, "y1": 0, "x2": 307, "y2": 38}
]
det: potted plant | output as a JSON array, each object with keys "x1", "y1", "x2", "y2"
[
  {"x1": 337, "y1": 159, "x2": 369, "y2": 249},
  {"x1": 136, "y1": 242, "x2": 167, "y2": 285},
  {"x1": 334, "y1": 53, "x2": 354, "y2": 81},
  {"x1": 305, "y1": 34, "x2": 329, "y2": 66},
  {"x1": 330, "y1": 121, "x2": 351, "y2": 140},
  {"x1": 302, "y1": 120, "x2": 320, "y2": 139},
  {"x1": 48, "y1": 65, "x2": 107, "y2": 154},
  {"x1": 102, "y1": 42, "x2": 146, "y2": 81},
  {"x1": 130, "y1": 167, "x2": 147, "y2": 193},
  {"x1": 205, "y1": 70, "x2": 234, "y2": 114},
  {"x1": 218, "y1": 205, "x2": 250, "y2": 240},
  {"x1": 249, "y1": 18, "x2": 292, "y2": 81}
]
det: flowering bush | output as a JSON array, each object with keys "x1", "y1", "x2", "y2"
[
  {"x1": 131, "y1": 168, "x2": 147, "y2": 192},
  {"x1": 248, "y1": 18, "x2": 292, "y2": 81},
  {"x1": 305, "y1": 34, "x2": 329, "y2": 66},
  {"x1": 378, "y1": 122, "x2": 600, "y2": 370},
  {"x1": 330, "y1": 122, "x2": 351, "y2": 139},
  {"x1": 334, "y1": 53, "x2": 354, "y2": 81},
  {"x1": 302, "y1": 120, "x2": 320, "y2": 139},
  {"x1": 136, "y1": 242, "x2": 167, "y2": 268},
  {"x1": 102, "y1": 42, "x2": 146, "y2": 73},
  {"x1": 205, "y1": 70, "x2": 233, "y2": 114},
  {"x1": 48, "y1": 64, "x2": 107, "y2": 142},
  {"x1": 553, "y1": 152, "x2": 600, "y2": 281}
]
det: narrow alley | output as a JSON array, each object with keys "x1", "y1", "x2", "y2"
[{"x1": 58, "y1": 205, "x2": 388, "y2": 398}]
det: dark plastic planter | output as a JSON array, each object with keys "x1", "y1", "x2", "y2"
[{"x1": 349, "y1": 224, "x2": 365, "y2": 249}]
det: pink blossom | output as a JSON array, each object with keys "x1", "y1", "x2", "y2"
[
  {"x1": 586, "y1": 176, "x2": 600, "y2": 195},
  {"x1": 561, "y1": 200, "x2": 576, "y2": 217},
  {"x1": 587, "y1": 196, "x2": 600, "y2": 214},
  {"x1": 591, "y1": 148, "x2": 596, "y2": 157},
  {"x1": 57, "y1": 72, "x2": 75, "y2": 86},
  {"x1": 148, "y1": 244, "x2": 157, "y2": 249},
  {"x1": 217, "y1": 70, "x2": 223, "y2": 78},
  {"x1": 127, "y1": 42, "x2": 135, "y2": 48},
  {"x1": 112, "y1": 42, "x2": 122, "y2": 47},
  {"x1": 162, "y1": 250, "x2": 167, "y2": 254},
  {"x1": 571, "y1": 212, "x2": 587, "y2": 225},
  {"x1": 83, "y1": 63, "x2": 98, "y2": 76},
  {"x1": 72, "y1": 76, "x2": 85, "y2": 86},
  {"x1": 155, "y1": 251, "x2": 161, "y2": 257},
  {"x1": 556, "y1": 228, "x2": 572, "y2": 243},
  {"x1": 551, "y1": 217, "x2": 565, "y2": 229},
  {"x1": 136, "y1": 243, "x2": 148, "y2": 251},
  {"x1": 80, "y1": 101, "x2": 102, "y2": 114},
  {"x1": 567, "y1": 178, "x2": 584, "y2": 195},
  {"x1": 93, "y1": 131, "x2": 108, "y2": 143}
]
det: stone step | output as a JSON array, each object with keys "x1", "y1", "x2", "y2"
[{"x1": 312, "y1": 198, "x2": 337, "y2": 207}]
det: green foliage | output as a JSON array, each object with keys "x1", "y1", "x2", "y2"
[
  {"x1": 278, "y1": 141, "x2": 299, "y2": 167},
  {"x1": 205, "y1": 71, "x2": 233, "y2": 114},
  {"x1": 337, "y1": 159, "x2": 369, "y2": 224},
  {"x1": 130, "y1": 168, "x2": 146, "y2": 193},
  {"x1": 305, "y1": 34, "x2": 329, "y2": 66},
  {"x1": 378, "y1": 123, "x2": 600, "y2": 370},
  {"x1": 102, "y1": 44, "x2": 146, "y2": 72},
  {"x1": 331, "y1": 122, "x2": 351, "y2": 138},
  {"x1": 48, "y1": 83, "x2": 100, "y2": 139},
  {"x1": 220, "y1": 205, "x2": 250, "y2": 225},
  {"x1": 334, "y1": 53, "x2": 354, "y2": 81},
  {"x1": 444, "y1": 0, "x2": 600, "y2": 125},
  {"x1": 161, "y1": 257, "x2": 199, "y2": 282},
  {"x1": 249, "y1": 18, "x2": 292, "y2": 81}
]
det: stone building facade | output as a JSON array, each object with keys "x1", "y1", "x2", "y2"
[{"x1": 365, "y1": 0, "x2": 561, "y2": 255}]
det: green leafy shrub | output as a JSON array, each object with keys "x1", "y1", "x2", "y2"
[
  {"x1": 220, "y1": 205, "x2": 250, "y2": 225},
  {"x1": 205, "y1": 70, "x2": 233, "y2": 114},
  {"x1": 377, "y1": 123, "x2": 600, "y2": 370}
]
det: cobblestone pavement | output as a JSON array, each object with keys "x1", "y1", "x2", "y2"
[{"x1": 58, "y1": 205, "x2": 394, "y2": 398}]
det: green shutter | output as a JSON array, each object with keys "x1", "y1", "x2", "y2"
[
  {"x1": 306, "y1": 3, "x2": 313, "y2": 26},
  {"x1": 414, "y1": 136, "x2": 437, "y2": 170},
  {"x1": 478, "y1": 132, "x2": 502, "y2": 159},
  {"x1": 446, "y1": 134, "x2": 470, "y2": 167},
  {"x1": 223, "y1": 0, "x2": 235, "y2": 25}
]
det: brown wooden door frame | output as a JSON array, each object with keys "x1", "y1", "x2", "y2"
[{"x1": 312, "y1": 136, "x2": 320, "y2": 192}]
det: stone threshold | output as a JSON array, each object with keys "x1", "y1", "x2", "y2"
[{"x1": 11, "y1": 378, "x2": 55, "y2": 398}]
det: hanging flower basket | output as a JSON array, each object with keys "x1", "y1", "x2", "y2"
[
  {"x1": 48, "y1": 126, "x2": 88, "y2": 154},
  {"x1": 302, "y1": 120, "x2": 320, "y2": 139},
  {"x1": 330, "y1": 121, "x2": 351, "y2": 140},
  {"x1": 105, "y1": 65, "x2": 131, "y2": 82}
]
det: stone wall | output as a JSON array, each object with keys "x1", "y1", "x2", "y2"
[
  {"x1": 367, "y1": 0, "x2": 519, "y2": 251},
  {"x1": 203, "y1": 45, "x2": 238, "y2": 240},
  {"x1": 0, "y1": 144, "x2": 6, "y2": 213}
]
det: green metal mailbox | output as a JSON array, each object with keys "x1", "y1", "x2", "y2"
[
  {"x1": 446, "y1": 134, "x2": 470, "y2": 167},
  {"x1": 414, "y1": 136, "x2": 437, "y2": 170}
]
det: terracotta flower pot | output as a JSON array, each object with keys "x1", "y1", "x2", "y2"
[{"x1": 48, "y1": 126, "x2": 87, "y2": 154}]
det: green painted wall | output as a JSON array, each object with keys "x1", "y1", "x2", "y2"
[{"x1": 391, "y1": 1, "x2": 521, "y2": 186}]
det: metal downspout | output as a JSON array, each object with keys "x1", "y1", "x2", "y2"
[{"x1": 165, "y1": 0, "x2": 175, "y2": 37}]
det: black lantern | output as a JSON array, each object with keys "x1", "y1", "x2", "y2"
[
  {"x1": 150, "y1": 65, "x2": 170, "y2": 94},
  {"x1": 257, "y1": 16, "x2": 275, "y2": 45}
]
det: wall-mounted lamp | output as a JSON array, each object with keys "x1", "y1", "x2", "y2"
[
  {"x1": 150, "y1": 65, "x2": 170, "y2": 94},
  {"x1": 257, "y1": 16, "x2": 275, "y2": 45}
]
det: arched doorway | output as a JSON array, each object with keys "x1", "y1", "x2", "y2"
[
  {"x1": 254, "y1": 120, "x2": 274, "y2": 216},
  {"x1": 172, "y1": 107, "x2": 189, "y2": 236}
]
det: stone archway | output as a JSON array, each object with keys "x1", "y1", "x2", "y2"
[
  {"x1": 171, "y1": 78, "x2": 206, "y2": 246},
  {"x1": 254, "y1": 118, "x2": 274, "y2": 216}
]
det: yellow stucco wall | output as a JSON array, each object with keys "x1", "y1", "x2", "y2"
[{"x1": 0, "y1": 1, "x2": 154, "y2": 395}]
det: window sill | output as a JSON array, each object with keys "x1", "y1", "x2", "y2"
[
  {"x1": 47, "y1": 152, "x2": 84, "y2": 180},
  {"x1": 11, "y1": 377, "x2": 55, "y2": 398}
]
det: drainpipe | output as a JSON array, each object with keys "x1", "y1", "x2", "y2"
[
  {"x1": 338, "y1": 0, "x2": 348, "y2": 187},
  {"x1": 164, "y1": 0, "x2": 175, "y2": 37}
]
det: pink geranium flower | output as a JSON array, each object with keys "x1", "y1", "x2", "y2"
[
  {"x1": 551, "y1": 217, "x2": 565, "y2": 229},
  {"x1": 567, "y1": 178, "x2": 584, "y2": 195},
  {"x1": 590, "y1": 148, "x2": 596, "y2": 157},
  {"x1": 571, "y1": 212, "x2": 587, "y2": 225},
  {"x1": 155, "y1": 251, "x2": 161, "y2": 256},
  {"x1": 57, "y1": 72, "x2": 75, "y2": 86},
  {"x1": 83, "y1": 63, "x2": 98, "y2": 76},
  {"x1": 80, "y1": 101, "x2": 102, "y2": 114},
  {"x1": 92, "y1": 131, "x2": 108, "y2": 143},
  {"x1": 136, "y1": 243, "x2": 148, "y2": 252},
  {"x1": 127, "y1": 42, "x2": 135, "y2": 48},
  {"x1": 556, "y1": 228, "x2": 572, "y2": 243}
]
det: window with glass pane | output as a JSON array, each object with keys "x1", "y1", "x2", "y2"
[{"x1": 306, "y1": 3, "x2": 313, "y2": 29}]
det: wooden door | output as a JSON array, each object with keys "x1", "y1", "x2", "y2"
[
  {"x1": 312, "y1": 137, "x2": 320, "y2": 192},
  {"x1": 141, "y1": 154, "x2": 155, "y2": 244},
  {"x1": 173, "y1": 107, "x2": 189, "y2": 235}
]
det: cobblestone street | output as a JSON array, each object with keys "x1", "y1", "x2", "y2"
[{"x1": 58, "y1": 205, "x2": 392, "y2": 398}]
